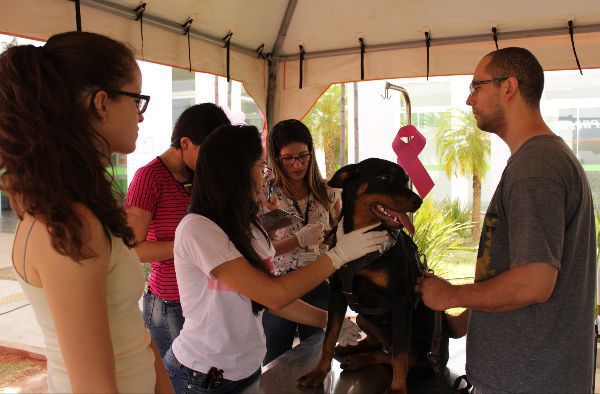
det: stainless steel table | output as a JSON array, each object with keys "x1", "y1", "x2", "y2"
[{"x1": 242, "y1": 331, "x2": 467, "y2": 393}]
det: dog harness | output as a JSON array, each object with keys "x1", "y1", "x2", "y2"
[
  {"x1": 337, "y1": 229, "x2": 426, "y2": 315},
  {"x1": 336, "y1": 226, "x2": 454, "y2": 384}
]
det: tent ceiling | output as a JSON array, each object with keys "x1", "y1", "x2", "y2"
[
  {"x1": 1, "y1": 0, "x2": 600, "y2": 123},
  {"x1": 80, "y1": 0, "x2": 600, "y2": 57},
  {"x1": 280, "y1": 0, "x2": 600, "y2": 56},
  {"x1": 94, "y1": 0, "x2": 288, "y2": 54}
]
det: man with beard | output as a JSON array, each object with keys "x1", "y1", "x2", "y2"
[{"x1": 416, "y1": 47, "x2": 596, "y2": 394}]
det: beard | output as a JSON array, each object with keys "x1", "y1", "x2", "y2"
[{"x1": 476, "y1": 99, "x2": 507, "y2": 137}]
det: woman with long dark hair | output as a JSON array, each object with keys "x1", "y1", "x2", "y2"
[
  {"x1": 164, "y1": 125, "x2": 387, "y2": 393},
  {"x1": 261, "y1": 119, "x2": 341, "y2": 364},
  {"x1": 126, "y1": 103, "x2": 231, "y2": 358},
  {"x1": 0, "y1": 32, "x2": 172, "y2": 392}
]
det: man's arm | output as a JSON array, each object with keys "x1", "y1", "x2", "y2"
[{"x1": 417, "y1": 262, "x2": 558, "y2": 312}]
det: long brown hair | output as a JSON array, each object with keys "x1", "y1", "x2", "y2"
[
  {"x1": 190, "y1": 125, "x2": 271, "y2": 314},
  {"x1": 267, "y1": 119, "x2": 333, "y2": 213},
  {"x1": 0, "y1": 31, "x2": 137, "y2": 260}
]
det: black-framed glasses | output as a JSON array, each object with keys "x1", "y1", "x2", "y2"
[
  {"x1": 279, "y1": 152, "x2": 311, "y2": 166},
  {"x1": 106, "y1": 90, "x2": 151, "y2": 114},
  {"x1": 468, "y1": 78, "x2": 508, "y2": 95}
]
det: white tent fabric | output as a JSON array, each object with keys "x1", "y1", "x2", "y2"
[{"x1": 1, "y1": 0, "x2": 599, "y2": 123}]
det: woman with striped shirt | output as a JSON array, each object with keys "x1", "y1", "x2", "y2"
[{"x1": 126, "y1": 103, "x2": 231, "y2": 357}]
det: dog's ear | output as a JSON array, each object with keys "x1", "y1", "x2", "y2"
[{"x1": 328, "y1": 164, "x2": 359, "y2": 188}]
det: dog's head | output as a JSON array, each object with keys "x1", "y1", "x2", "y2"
[{"x1": 328, "y1": 158, "x2": 422, "y2": 234}]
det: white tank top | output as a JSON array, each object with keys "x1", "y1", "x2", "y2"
[{"x1": 15, "y1": 229, "x2": 155, "y2": 393}]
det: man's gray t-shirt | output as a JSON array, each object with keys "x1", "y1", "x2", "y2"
[{"x1": 466, "y1": 135, "x2": 596, "y2": 394}]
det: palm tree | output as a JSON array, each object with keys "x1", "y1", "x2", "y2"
[
  {"x1": 303, "y1": 84, "x2": 343, "y2": 178},
  {"x1": 435, "y1": 109, "x2": 491, "y2": 242}
]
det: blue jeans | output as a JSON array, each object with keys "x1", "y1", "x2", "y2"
[
  {"x1": 163, "y1": 348, "x2": 261, "y2": 394},
  {"x1": 262, "y1": 281, "x2": 330, "y2": 365},
  {"x1": 143, "y1": 288, "x2": 184, "y2": 358}
]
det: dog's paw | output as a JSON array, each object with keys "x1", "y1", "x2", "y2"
[
  {"x1": 297, "y1": 369, "x2": 329, "y2": 387},
  {"x1": 335, "y1": 337, "x2": 381, "y2": 356},
  {"x1": 334, "y1": 343, "x2": 360, "y2": 356},
  {"x1": 339, "y1": 355, "x2": 364, "y2": 371}
]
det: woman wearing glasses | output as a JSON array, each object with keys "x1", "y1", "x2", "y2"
[
  {"x1": 0, "y1": 32, "x2": 172, "y2": 392},
  {"x1": 126, "y1": 103, "x2": 231, "y2": 358},
  {"x1": 164, "y1": 124, "x2": 385, "y2": 393},
  {"x1": 261, "y1": 119, "x2": 341, "y2": 365}
]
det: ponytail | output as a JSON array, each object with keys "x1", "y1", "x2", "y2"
[{"x1": 0, "y1": 32, "x2": 136, "y2": 260}]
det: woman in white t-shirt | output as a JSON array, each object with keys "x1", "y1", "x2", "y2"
[{"x1": 164, "y1": 125, "x2": 388, "y2": 393}]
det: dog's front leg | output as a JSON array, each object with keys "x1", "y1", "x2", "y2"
[
  {"x1": 297, "y1": 288, "x2": 347, "y2": 387},
  {"x1": 388, "y1": 298, "x2": 413, "y2": 394}
]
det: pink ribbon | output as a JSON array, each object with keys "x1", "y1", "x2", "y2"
[{"x1": 391, "y1": 125, "x2": 434, "y2": 198}]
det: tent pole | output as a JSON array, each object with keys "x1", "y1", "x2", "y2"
[
  {"x1": 277, "y1": 23, "x2": 600, "y2": 61},
  {"x1": 266, "y1": 0, "x2": 298, "y2": 130},
  {"x1": 80, "y1": 0, "x2": 257, "y2": 57}
]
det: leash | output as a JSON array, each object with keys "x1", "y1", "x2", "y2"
[
  {"x1": 409, "y1": 238, "x2": 473, "y2": 393},
  {"x1": 404, "y1": 235, "x2": 447, "y2": 379}
]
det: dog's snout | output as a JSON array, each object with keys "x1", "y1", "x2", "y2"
[{"x1": 411, "y1": 195, "x2": 423, "y2": 211}]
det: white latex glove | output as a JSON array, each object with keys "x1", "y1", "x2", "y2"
[
  {"x1": 326, "y1": 220, "x2": 388, "y2": 269},
  {"x1": 295, "y1": 222, "x2": 325, "y2": 247},
  {"x1": 338, "y1": 317, "x2": 362, "y2": 347}
]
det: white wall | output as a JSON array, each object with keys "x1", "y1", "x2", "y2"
[{"x1": 127, "y1": 61, "x2": 173, "y2": 184}]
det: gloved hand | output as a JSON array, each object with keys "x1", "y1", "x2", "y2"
[
  {"x1": 337, "y1": 317, "x2": 362, "y2": 347},
  {"x1": 295, "y1": 222, "x2": 325, "y2": 247},
  {"x1": 326, "y1": 220, "x2": 387, "y2": 269}
]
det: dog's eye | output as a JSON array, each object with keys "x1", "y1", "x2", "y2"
[{"x1": 376, "y1": 175, "x2": 392, "y2": 183}]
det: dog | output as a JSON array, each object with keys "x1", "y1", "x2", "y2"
[{"x1": 297, "y1": 158, "x2": 450, "y2": 394}]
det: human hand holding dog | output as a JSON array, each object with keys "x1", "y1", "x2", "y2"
[
  {"x1": 295, "y1": 222, "x2": 325, "y2": 247},
  {"x1": 326, "y1": 220, "x2": 388, "y2": 269},
  {"x1": 415, "y1": 272, "x2": 456, "y2": 311},
  {"x1": 337, "y1": 317, "x2": 362, "y2": 346}
]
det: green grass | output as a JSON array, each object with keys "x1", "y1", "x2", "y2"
[{"x1": 441, "y1": 248, "x2": 477, "y2": 284}]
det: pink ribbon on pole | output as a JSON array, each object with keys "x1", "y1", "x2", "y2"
[{"x1": 392, "y1": 125, "x2": 434, "y2": 198}]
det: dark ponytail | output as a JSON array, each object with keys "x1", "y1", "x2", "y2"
[{"x1": 0, "y1": 32, "x2": 137, "y2": 260}]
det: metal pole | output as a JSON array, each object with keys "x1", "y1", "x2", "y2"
[
  {"x1": 340, "y1": 84, "x2": 346, "y2": 166},
  {"x1": 385, "y1": 82, "x2": 411, "y2": 125},
  {"x1": 384, "y1": 82, "x2": 415, "y2": 209}
]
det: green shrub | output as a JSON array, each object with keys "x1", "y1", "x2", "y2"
[
  {"x1": 439, "y1": 198, "x2": 472, "y2": 227},
  {"x1": 412, "y1": 197, "x2": 472, "y2": 276}
]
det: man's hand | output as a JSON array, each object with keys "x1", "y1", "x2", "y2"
[{"x1": 415, "y1": 272, "x2": 456, "y2": 311}]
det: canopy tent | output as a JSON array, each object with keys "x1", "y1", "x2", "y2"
[{"x1": 1, "y1": 0, "x2": 599, "y2": 126}]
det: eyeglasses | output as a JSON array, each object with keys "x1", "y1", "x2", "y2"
[
  {"x1": 468, "y1": 78, "x2": 508, "y2": 95},
  {"x1": 258, "y1": 163, "x2": 272, "y2": 178},
  {"x1": 106, "y1": 90, "x2": 151, "y2": 114},
  {"x1": 279, "y1": 152, "x2": 311, "y2": 166}
]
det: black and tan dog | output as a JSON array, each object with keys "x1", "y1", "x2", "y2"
[{"x1": 297, "y1": 158, "x2": 449, "y2": 394}]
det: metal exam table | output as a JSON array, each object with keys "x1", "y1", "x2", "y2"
[{"x1": 242, "y1": 331, "x2": 467, "y2": 393}]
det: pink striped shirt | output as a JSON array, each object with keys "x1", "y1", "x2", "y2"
[{"x1": 125, "y1": 157, "x2": 190, "y2": 301}]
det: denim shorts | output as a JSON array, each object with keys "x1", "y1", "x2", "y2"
[
  {"x1": 143, "y1": 287, "x2": 184, "y2": 358},
  {"x1": 163, "y1": 348, "x2": 261, "y2": 394}
]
